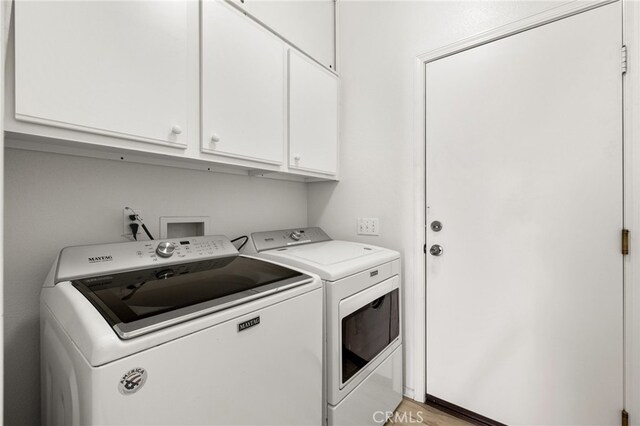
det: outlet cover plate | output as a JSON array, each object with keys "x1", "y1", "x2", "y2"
[
  {"x1": 123, "y1": 207, "x2": 142, "y2": 237},
  {"x1": 357, "y1": 218, "x2": 379, "y2": 236}
]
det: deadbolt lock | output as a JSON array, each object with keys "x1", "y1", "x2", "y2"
[{"x1": 431, "y1": 221, "x2": 442, "y2": 232}]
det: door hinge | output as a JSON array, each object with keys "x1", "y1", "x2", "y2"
[
  {"x1": 622, "y1": 45, "x2": 628, "y2": 75},
  {"x1": 622, "y1": 229, "x2": 630, "y2": 255},
  {"x1": 622, "y1": 409, "x2": 629, "y2": 426}
]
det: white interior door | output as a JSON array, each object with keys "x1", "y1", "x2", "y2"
[{"x1": 425, "y1": 3, "x2": 623, "y2": 425}]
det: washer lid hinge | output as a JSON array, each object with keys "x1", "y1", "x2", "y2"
[
  {"x1": 622, "y1": 45, "x2": 628, "y2": 75},
  {"x1": 622, "y1": 229, "x2": 630, "y2": 255},
  {"x1": 622, "y1": 409, "x2": 629, "y2": 426}
]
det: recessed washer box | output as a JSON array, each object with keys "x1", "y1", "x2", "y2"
[{"x1": 160, "y1": 216, "x2": 210, "y2": 239}]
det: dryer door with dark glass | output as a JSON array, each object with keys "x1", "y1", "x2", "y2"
[{"x1": 339, "y1": 276, "x2": 400, "y2": 386}]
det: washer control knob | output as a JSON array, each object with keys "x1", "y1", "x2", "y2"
[
  {"x1": 156, "y1": 242, "x2": 176, "y2": 258},
  {"x1": 290, "y1": 231, "x2": 302, "y2": 241}
]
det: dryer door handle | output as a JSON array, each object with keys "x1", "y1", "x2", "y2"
[{"x1": 339, "y1": 275, "x2": 399, "y2": 319}]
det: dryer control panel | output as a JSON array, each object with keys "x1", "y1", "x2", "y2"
[
  {"x1": 250, "y1": 227, "x2": 331, "y2": 252},
  {"x1": 54, "y1": 235, "x2": 238, "y2": 284}
]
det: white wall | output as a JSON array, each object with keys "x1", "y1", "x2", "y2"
[
  {"x1": 308, "y1": 0, "x2": 565, "y2": 400},
  {"x1": 3, "y1": 147, "x2": 308, "y2": 425}
]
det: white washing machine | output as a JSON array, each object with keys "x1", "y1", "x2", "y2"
[
  {"x1": 246, "y1": 227, "x2": 403, "y2": 426},
  {"x1": 41, "y1": 235, "x2": 323, "y2": 425}
]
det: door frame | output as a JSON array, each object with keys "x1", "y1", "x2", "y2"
[
  {"x1": 410, "y1": 0, "x2": 624, "y2": 406},
  {"x1": 0, "y1": 0, "x2": 6, "y2": 420},
  {"x1": 622, "y1": 1, "x2": 640, "y2": 422}
]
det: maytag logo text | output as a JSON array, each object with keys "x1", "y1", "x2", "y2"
[
  {"x1": 238, "y1": 317, "x2": 260, "y2": 332},
  {"x1": 88, "y1": 255, "x2": 113, "y2": 263}
]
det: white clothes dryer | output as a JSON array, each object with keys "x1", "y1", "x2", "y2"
[{"x1": 246, "y1": 227, "x2": 403, "y2": 426}]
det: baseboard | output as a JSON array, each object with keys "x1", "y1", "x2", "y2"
[{"x1": 424, "y1": 394, "x2": 507, "y2": 426}]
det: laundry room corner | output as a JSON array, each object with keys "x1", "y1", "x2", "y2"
[
  {"x1": 307, "y1": 0, "x2": 599, "y2": 405},
  {"x1": 6, "y1": 0, "x2": 640, "y2": 424}
]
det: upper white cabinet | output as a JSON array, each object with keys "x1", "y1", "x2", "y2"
[
  {"x1": 8, "y1": 0, "x2": 339, "y2": 181},
  {"x1": 229, "y1": 0, "x2": 335, "y2": 70},
  {"x1": 201, "y1": 1, "x2": 286, "y2": 167},
  {"x1": 288, "y1": 50, "x2": 339, "y2": 176},
  {"x1": 14, "y1": 0, "x2": 194, "y2": 149}
]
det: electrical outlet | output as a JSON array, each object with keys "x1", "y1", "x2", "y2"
[
  {"x1": 123, "y1": 208, "x2": 142, "y2": 239},
  {"x1": 357, "y1": 218, "x2": 379, "y2": 236}
]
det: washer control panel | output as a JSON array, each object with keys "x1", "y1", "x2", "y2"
[
  {"x1": 147, "y1": 238, "x2": 228, "y2": 260},
  {"x1": 250, "y1": 227, "x2": 331, "y2": 252},
  {"x1": 55, "y1": 235, "x2": 238, "y2": 283}
]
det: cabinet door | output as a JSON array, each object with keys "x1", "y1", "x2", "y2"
[
  {"x1": 229, "y1": 0, "x2": 336, "y2": 69},
  {"x1": 288, "y1": 50, "x2": 338, "y2": 175},
  {"x1": 15, "y1": 0, "x2": 191, "y2": 148},
  {"x1": 201, "y1": 0, "x2": 286, "y2": 166}
]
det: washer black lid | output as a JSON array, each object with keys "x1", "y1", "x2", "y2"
[{"x1": 72, "y1": 255, "x2": 309, "y2": 339}]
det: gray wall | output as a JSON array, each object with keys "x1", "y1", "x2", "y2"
[{"x1": 4, "y1": 147, "x2": 308, "y2": 425}]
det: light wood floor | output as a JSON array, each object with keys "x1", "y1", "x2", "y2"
[{"x1": 386, "y1": 398, "x2": 473, "y2": 426}]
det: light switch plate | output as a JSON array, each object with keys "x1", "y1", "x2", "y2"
[{"x1": 357, "y1": 218, "x2": 379, "y2": 235}]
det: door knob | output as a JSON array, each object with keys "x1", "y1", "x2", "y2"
[
  {"x1": 429, "y1": 244, "x2": 443, "y2": 256},
  {"x1": 211, "y1": 133, "x2": 221, "y2": 143},
  {"x1": 171, "y1": 125, "x2": 182, "y2": 135}
]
